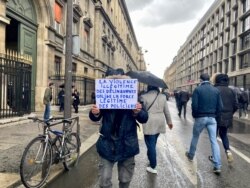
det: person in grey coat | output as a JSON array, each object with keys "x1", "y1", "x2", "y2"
[{"x1": 140, "y1": 85, "x2": 173, "y2": 174}]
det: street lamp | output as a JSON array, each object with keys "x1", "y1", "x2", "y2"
[{"x1": 138, "y1": 48, "x2": 148, "y2": 71}]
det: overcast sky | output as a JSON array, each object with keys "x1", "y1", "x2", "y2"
[{"x1": 126, "y1": 0, "x2": 215, "y2": 78}]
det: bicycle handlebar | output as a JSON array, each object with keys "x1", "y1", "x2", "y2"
[{"x1": 28, "y1": 116, "x2": 72, "y2": 126}]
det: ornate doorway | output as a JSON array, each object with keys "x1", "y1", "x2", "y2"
[{"x1": 6, "y1": 0, "x2": 37, "y2": 112}]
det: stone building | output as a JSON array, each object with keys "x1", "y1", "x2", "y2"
[
  {"x1": 164, "y1": 0, "x2": 250, "y2": 93},
  {"x1": 163, "y1": 56, "x2": 177, "y2": 92},
  {"x1": 0, "y1": 0, "x2": 144, "y2": 118}
]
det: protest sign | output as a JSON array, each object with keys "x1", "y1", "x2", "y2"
[{"x1": 95, "y1": 79, "x2": 138, "y2": 109}]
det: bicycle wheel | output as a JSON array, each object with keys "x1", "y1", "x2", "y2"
[
  {"x1": 63, "y1": 132, "x2": 80, "y2": 171},
  {"x1": 20, "y1": 137, "x2": 53, "y2": 188}
]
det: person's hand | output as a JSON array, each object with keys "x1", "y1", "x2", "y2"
[
  {"x1": 133, "y1": 102, "x2": 142, "y2": 115},
  {"x1": 168, "y1": 124, "x2": 173, "y2": 130},
  {"x1": 91, "y1": 105, "x2": 100, "y2": 115}
]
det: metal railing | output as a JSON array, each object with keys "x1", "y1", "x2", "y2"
[
  {"x1": 0, "y1": 50, "x2": 32, "y2": 119},
  {"x1": 50, "y1": 75, "x2": 95, "y2": 106}
]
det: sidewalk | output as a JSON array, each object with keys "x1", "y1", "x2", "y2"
[{"x1": 0, "y1": 105, "x2": 100, "y2": 188}]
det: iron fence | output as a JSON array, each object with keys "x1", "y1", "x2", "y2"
[
  {"x1": 50, "y1": 75, "x2": 95, "y2": 106},
  {"x1": 0, "y1": 51, "x2": 32, "y2": 118}
]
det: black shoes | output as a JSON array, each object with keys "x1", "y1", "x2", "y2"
[
  {"x1": 208, "y1": 156, "x2": 221, "y2": 175},
  {"x1": 213, "y1": 167, "x2": 221, "y2": 175},
  {"x1": 208, "y1": 155, "x2": 214, "y2": 162},
  {"x1": 185, "y1": 152, "x2": 193, "y2": 162}
]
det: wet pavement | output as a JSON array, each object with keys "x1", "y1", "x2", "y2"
[
  {"x1": 1, "y1": 101, "x2": 250, "y2": 187},
  {"x1": 47, "y1": 130, "x2": 195, "y2": 188},
  {"x1": 46, "y1": 100, "x2": 250, "y2": 188}
]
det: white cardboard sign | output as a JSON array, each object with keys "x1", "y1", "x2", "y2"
[{"x1": 95, "y1": 79, "x2": 138, "y2": 109}]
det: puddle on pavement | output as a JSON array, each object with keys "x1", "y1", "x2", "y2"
[{"x1": 229, "y1": 120, "x2": 250, "y2": 134}]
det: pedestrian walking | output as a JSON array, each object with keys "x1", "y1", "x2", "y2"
[
  {"x1": 179, "y1": 89, "x2": 190, "y2": 118},
  {"x1": 72, "y1": 89, "x2": 80, "y2": 113},
  {"x1": 209, "y1": 73, "x2": 238, "y2": 163},
  {"x1": 89, "y1": 68, "x2": 148, "y2": 188},
  {"x1": 43, "y1": 82, "x2": 53, "y2": 120},
  {"x1": 139, "y1": 85, "x2": 173, "y2": 174},
  {"x1": 185, "y1": 73, "x2": 223, "y2": 175},
  {"x1": 174, "y1": 89, "x2": 181, "y2": 115},
  {"x1": 238, "y1": 88, "x2": 248, "y2": 118},
  {"x1": 58, "y1": 88, "x2": 64, "y2": 112}
]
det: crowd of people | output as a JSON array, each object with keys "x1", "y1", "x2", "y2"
[{"x1": 43, "y1": 68, "x2": 248, "y2": 187}]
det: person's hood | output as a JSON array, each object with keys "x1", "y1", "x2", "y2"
[
  {"x1": 210, "y1": 73, "x2": 221, "y2": 85},
  {"x1": 214, "y1": 74, "x2": 229, "y2": 86}
]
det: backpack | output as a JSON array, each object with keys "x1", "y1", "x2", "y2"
[{"x1": 240, "y1": 92, "x2": 248, "y2": 103}]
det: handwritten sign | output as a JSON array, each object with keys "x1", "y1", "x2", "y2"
[{"x1": 95, "y1": 79, "x2": 138, "y2": 109}]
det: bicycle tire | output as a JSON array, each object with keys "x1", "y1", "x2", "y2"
[
  {"x1": 20, "y1": 137, "x2": 53, "y2": 188},
  {"x1": 63, "y1": 132, "x2": 80, "y2": 171}
]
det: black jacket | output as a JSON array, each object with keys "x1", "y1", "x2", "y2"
[
  {"x1": 89, "y1": 108, "x2": 148, "y2": 162},
  {"x1": 192, "y1": 81, "x2": 223, "y2": 118},
  {"x1": 215, "y1": 76, "x2": 238, "y2": 127},
  {"x1": 179, "y1": 90, "x2": 190, "y2": 103}
]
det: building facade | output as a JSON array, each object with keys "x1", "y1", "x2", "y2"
[
  {"x1": 0, "y1": 0, "x2": 144, "y2": 117},
  {"x1": 164, "y1": 0, "x2": 250, "y2": 93},
  {"x1": 163, "y1": 56, "x2": 177, "y2": 92}
]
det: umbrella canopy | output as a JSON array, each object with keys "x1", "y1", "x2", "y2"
[{"x1": 126, "y1": 71, "x2": 168, "y2": 89}]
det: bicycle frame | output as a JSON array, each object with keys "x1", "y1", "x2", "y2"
[
  {"x1": 20, "y1": 116, "x2": 80, "y2": 188},
  {"x1": 33, "y1": 119, "x2": 72, "y2": 164}
]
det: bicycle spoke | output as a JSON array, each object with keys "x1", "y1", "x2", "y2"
[
  {"x1": 63, "y1": 133, "x2": 80, "y2": 171},
  {"x1": 20, "y1": 137, "x2": 52, "y2": 188}
]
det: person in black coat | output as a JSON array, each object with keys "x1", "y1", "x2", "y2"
[
  {"x1": 179, "y1": 89, "x2": 190, "y2": 118},
  {"x1": 72, "y1": 89, "x2": 80, "y2": 113},
  {"x1": 174, "y1": 89, "x2": 181, "y2": 114},
  {"x1": 58, "y1": 88, "x2": 64, "y2": 112},
  {"x1": 89, "y1": 68, "x2": 148, "y2": 187},
  {"x1": 210, "y1": 73, "x2": 238, "y2": 163}
]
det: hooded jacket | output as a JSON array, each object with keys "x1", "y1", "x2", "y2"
[
  {"x1": 214, "y1": 74, "x2": 238, "y2": 127},
  {"x1": 89, "y1": 74, "x2": 148, "y2": 162}
]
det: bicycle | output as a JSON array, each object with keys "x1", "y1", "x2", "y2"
[{"x1": 20, "y1": 116, "x2": 81, "y2": 188}]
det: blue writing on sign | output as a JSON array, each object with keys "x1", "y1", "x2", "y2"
[{"x1": 95, "y1": 79, "x2": 138, "y2": 109}]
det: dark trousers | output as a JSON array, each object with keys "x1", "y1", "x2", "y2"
[
  {"x1": 59, "y1": 102, "x2": 64, "y2": 112},
  {"x1": 144, "y1": 134, "x2": 160, "y2": 168},
  {"x1": 179, "y1": 101, "x2": 188, "y2": 117},
  {"x1": 176, "y1": 100, "x2": 181, "y2": 114},
  {"x1": 73, "y1": 104, "x2": 78, "y2": 113},
  {"x1": 217, "y1": 126, "x2": 230, "y2": 151},
  {"x1": 239, "y1": 103, "x2": 248, "y2": 117}
]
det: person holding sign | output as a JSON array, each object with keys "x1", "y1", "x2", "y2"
[
  {"x1": 140, "y1": 85, "x2": 173, "y2": 174},
  {"x1": 89, "y1": 68, "x2": 148, "y2": 188}
]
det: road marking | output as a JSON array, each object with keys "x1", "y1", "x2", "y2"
[
  {"x1": 217, "y1": 138, "x2": 250, "y2": 163},
  {"x1": 158, "y1": 134, "x2": 198, "y2": 186}
]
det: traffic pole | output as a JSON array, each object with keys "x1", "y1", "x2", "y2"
[{"x1": 64, "y1": 0, "x2": 73, "y2": 119}]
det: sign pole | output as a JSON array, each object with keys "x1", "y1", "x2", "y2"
[{"x1": 64, "y1": 1, "x2": 73, "y2": 119}]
